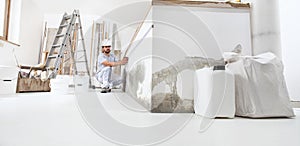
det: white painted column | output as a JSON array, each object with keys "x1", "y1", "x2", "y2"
[
  {"x1": 247, "y1": 0, "x2": 282, "y2": 58},
  {"x1": 279, "y1": 0, "x2": 300, "y2": 101}
]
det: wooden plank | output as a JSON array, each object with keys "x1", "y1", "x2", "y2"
[
  {"x1": 19, "y1": 65, "x2": 45, "y2": 70},
  {"x1": 0, "y1": 38, "x2": 20, "y2": 46},
  {"x1": 152, "y1": 0, "x2": 250, "y2": 9},
  {"x1": 38, "y1": 22, "x2": 48, "y2": 64},
  {"x1": 89, "y1": 21, "x2": 95, "y2": 75},
  {"x1": 0, "y1": 0, "x2": 10, "y2": 40},
  {"x1": 4, "y1": 0, "x2": 11, "y2": 40}
]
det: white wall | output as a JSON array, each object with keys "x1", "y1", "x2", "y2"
[
  {"x1": 0, "y1": 0, "x2": 43, "y2": 66},
  {"x1": 123, "y1": 8, "x2": 153, "y2": 109},
  {"x1": 44, "y1": 14, "x2": 101, "y2": 69},
  {"x1": 8, "y1": 0, "x2": 22, "y2": 43},
  {"x1": 152, "y1": 5, "x2": 252, "y2": 100},
  {"x1": 1, "y1": 0, "x2": 151, "y2": 67},
  {"x1": 0, "y1": 40, "x2": 19, "y2": 66},
  {"x1": 42, "y1": 0, "x2": 151, "y2": 76},
  {"x1": 279, "y1": 0, "x2": 300, "y2": 101},
  {"x1": 193, "y1": 8, "x2": 252, "y2": 56},
  {"x1": 17, "y1": 0, "x2": 44, "y2": 65},
  {"x1": 31, "y1": 0, "x2": 144, "y2": 16}
]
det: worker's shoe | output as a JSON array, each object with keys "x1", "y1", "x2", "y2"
[{"x1": 100, "y1": 88, "x2": 111, "y2": 93}]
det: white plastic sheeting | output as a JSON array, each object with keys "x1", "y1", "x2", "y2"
[
  {"x1": 228, "y1": 53, "x2": 295, "y2": 118},
  {"x1": 0, "y1": 66, "x2": 19, "y2": 94}
]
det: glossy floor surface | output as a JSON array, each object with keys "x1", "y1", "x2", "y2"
[{"x1": 0, "y1": 88, "x2": 299, "y2": 146}]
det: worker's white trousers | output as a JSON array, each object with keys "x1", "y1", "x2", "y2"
[{"x1": 96, "y1": 66, "x2": 122, "y2": 88}]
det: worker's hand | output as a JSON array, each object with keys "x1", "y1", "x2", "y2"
[{"x1": 120, "y1": 57, "x2": 128, "y2": 65}]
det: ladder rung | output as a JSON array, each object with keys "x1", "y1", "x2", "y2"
[
  {"x1": 77, "y1": 71, "x2": 87, "y2": 74},
  {"x1": 48, "y1": 66, "x2": 55, "y2": 70},
  {"x1": 48, "y1": 55, "x2": 57, "y2": 59},
  {"x1": 47, "y1": 11, "x2": 91, "y2": 84},
  {"x1": 64, "y1": 15, "x2": 72, "y2": 20},
  {"x1": 73, "y1": 26, "x2": 82, "y2": 30},
  {"x1": 56, "y1": 34, "x2": 65, "y2": 37},
  {"x1": 76, "y1": 61, "x2": 87, "y2": 63},
  {"x1": 52, "y1": 44, "x2": 61, "y2": 48},
  {"x1": 60, "y1": 24, "x2": 68, "y2": 28}
]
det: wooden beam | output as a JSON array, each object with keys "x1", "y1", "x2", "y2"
[
  {"x1": 152, "y1": 0, "x2": 250, "y2": 9},
  {"x1": 0, "y1": 38, "x2": 21, "y2": 46},
  {"x1": 4, "y1": 0, "x2": 11, "y2": 40}
]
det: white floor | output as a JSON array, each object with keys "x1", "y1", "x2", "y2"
[{"x1": 0, "y1": 88, "x2": 300, "y2": 146}]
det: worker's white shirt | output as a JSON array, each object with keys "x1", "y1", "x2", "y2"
[
  {"x1": 97, "y1": 53, "x2": 118, "y2": 72},
  {"x1": 96, "y1": 53, "x2": 122, "y2": 88}
]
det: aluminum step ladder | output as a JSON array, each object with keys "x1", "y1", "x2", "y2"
[{"x1": 45, "y1": 10, "x2": 91, "y2": 87}]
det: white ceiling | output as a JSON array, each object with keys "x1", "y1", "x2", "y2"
[
  {"x1": 29, "y1": 0, "x2": 151, "y2": 28},
  {"x1": 29, "y1": 0, "x2": 149, "y2": 15}
]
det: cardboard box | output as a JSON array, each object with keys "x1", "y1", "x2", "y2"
[{"x1": 16, "y1": 73, "x2": 51, "y2": 93}]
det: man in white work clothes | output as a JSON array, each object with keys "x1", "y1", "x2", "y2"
[{"x1": 96, "y1": 39, "x2": 128, "y2": 93}]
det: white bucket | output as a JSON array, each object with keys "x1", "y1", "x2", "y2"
[
  {"x1": 194, "y1": 67, "x2": 235, "y2": 118},
  {"x1": 50, "y1": 75, "x2": 71, "y2": 94}
]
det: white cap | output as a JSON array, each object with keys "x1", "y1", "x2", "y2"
[{"x1": 101, "y1": 39, "x2": 112, "y2": 47}]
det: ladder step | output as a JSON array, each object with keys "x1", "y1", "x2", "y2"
[
  {"x1": 56, "y1": 34, "x2": 65, "y2": 37},
  {"x1": 73, "y1": 26, "x2": 82, "y2": 30},
  {"x1": 48, "y1": 55, "x2": 57, "y2": 59},
  {"x1": 46, "y1": 10, "x2": 91, "y2": 87},
  {"x1": 60, "y1": 24, "x2": 68, "y2": 28},
  {"x1": 64, "y1": 15, "x2": 72, "y2": 20},
  {"x1": 52, "y1": 44, "x2": 61, "y2": 48},
  {"x1": 76, "y1": 61, "x2": 87, "y2": 63}
]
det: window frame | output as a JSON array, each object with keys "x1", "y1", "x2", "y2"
[
  {"x1": 0, "y1": 0, "x2": 20, "y2": 46},
  {"x1": 0, "y1": 0, "x2": 11, "y2": 41}
]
